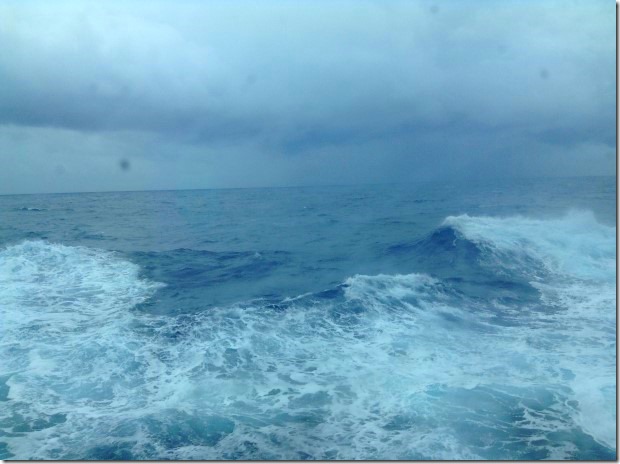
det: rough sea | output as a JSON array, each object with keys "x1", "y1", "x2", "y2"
[{"x1": 0, "y1": 176, "x2": 616, "y2": 460}]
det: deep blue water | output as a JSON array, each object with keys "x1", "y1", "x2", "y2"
[{"x1": 0, "y1": 176, "x2": 616, "y2": 460}]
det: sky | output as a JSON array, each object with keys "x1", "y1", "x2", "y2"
[{"x1": 0, "y1": 0, "x2": 615, "y2": 194}]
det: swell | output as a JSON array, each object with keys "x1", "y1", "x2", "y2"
[{"x1": 131, "y1": 248, "x2": 291, "y2": 287}]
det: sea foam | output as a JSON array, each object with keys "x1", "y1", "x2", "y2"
[{"x1": 0, "y1": 209, "x2": 615, "y2": 459}]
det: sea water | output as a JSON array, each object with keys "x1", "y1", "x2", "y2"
[{"x1": 0, "y1": 176, "x2": 615, "y2": 460}]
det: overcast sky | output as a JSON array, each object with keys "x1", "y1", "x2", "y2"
[{"x1": 0, "y1": 0, "x2": 615, "y2": 194}]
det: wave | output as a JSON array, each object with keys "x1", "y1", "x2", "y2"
[
  {"x1": 443, "y1": 210, "x2": 615, "y2": 283},
  {"x1": 14, "y1": 207, "x2": 46, "y2": 212},
  {"x1": 0, "y1": 210, "x2": 615, "y2": 460},
  {"x1": 442, "y1": 211, "x2": 616, "y2": 450}
]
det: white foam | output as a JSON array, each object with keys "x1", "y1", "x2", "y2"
[
  {"x1": 0, "y1": 220, "x2": 616, "y2": 459},
  {"x1": 443, "y1": 210, "x2": 615, "y2": 282},
  {"x1": 0, "y1": 240, "x2": 165, "y2": 458},
  {"x1": 444, "y1": 211, "x2": 616, "y2": 449}
]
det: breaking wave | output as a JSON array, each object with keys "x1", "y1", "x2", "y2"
[{"x1": 0, "y1": 211, "x2": 615, "y2": 459}]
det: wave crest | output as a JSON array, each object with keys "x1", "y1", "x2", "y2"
[{"x1": 443, "y1": 210, "x2": 615, "y2": 282}]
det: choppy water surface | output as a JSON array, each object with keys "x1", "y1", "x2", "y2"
[{"x1": 0, "y1": 177, "x2": 615, "y2": 460}]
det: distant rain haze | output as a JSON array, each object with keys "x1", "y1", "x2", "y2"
[{"x1": 0, "y1": 0, "x2": 615, "y2": 194}]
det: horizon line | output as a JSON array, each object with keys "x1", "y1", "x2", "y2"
[{"x1": 0, "y1": 173, "x2": 614, "y2": 197}]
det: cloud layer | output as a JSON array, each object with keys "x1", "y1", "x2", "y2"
[{"x1": 0, "y1": 0, "x2": 615, "y2": 193}]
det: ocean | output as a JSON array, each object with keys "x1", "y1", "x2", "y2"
[{"x1": 0, "y1": 176, "x2": 616, "y2": 460}]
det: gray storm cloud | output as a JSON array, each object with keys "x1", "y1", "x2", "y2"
[{"x1": 0, "y1": 0, "x2": 615, "y2": 194}]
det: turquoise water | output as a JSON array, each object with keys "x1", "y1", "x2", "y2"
[{"x1": 0, "y1": 176, "x2": 616, "y2": 459}]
